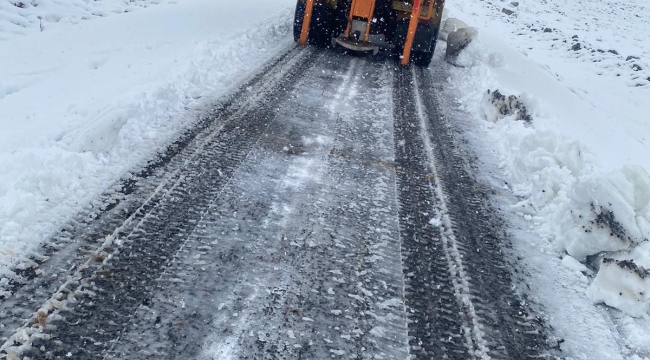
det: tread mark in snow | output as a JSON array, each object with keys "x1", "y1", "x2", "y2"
[
  {"x1": 393, "y1": 66, "x2": 556, "y2": 359},
  {"x1": 1, "y1": 48, "x2": 557, "y2": 360},
  {"x1": 1, "y1": 47, "x2": 317, "y2": 360}
]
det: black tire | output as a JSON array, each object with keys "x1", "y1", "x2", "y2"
[
  {"x1": 393, "y1": 19, "x2": 440, "y2": 67},
  {"x1": 393, "y1": 42, "x2": 434, "y2": 67},
  {"x1": 293, "y1": 2, "x2": 335, "y2": 47},
  {"x1": 293, "y1": 2, "x2": 306, "y2": 43},
  {"x1": 411, "y1": 44, "x2": 435, "y2": 67},
  {"x1": 412, "y1": 31, "x2": 439, "y2": 67},
  {"x1": 309, "y1": 5, "x2": 335, "y2": 47}
]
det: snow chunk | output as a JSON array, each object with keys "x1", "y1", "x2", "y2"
[
  {"x1": 481, "y1": 89, "x2": 533, "y2": 123},
  {"x1": 439, "y1": 18, "x2": 468, "y2": 42},
  {"x1": 446, "y1": 27, "x2": 480, "y2": 67},
  {"x1": 560, "y1": 165, "x2": 650, "y2": 261},
  {"x1": 628, "y1": 241, "x2": 650, "y2": 269},
  {"x1": 587, "y1": 258, "x2": 650, "y2": 317}
]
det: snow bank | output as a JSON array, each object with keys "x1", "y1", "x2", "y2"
[
  {"x1": 444, "y1": 0, "x2": 650, "y2": 354},
  {"x1": 486, "y1": 92, "x2": 650, "y2": 317},
  {"x1": 0, "y1": 0, "x2": 296, "y2": 279},
  {"x1": 444, "y1": 10, "x2": 650, "y2": 320}
]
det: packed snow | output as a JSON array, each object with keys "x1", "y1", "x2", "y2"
[
  {"x1": 443, "y1": 0, "x2": 650, "y2": 357},
  {"x1": 0, "y1": 0, "x2": 296, "y2": 280}
]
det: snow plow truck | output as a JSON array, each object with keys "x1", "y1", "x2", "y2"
[{"x1": 294, "y1": 0, "x2": 446, "y2": 66}]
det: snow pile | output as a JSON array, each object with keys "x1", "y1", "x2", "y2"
[
  {"x1": 444, "y1": 15, "x2": 650, "y2": 320},
  {"x1": 0, "y1": 0, "x2": 174, "y2": 41},
  {"x1": 482, "y1": 91, "x2": 650, "y2": 317},
  {"x1": 0, "y1": 0, "x2": 296, "y2": 279}
]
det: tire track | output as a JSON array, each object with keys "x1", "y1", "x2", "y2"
[
  {"x1": 100, "y1": 52, "x2": 411, "y2": 360},
  {"x1": 392, "y1": 64, "x2": 556, "y2": 359},
  {"x1": 393, "y1": 66, "x2": 472, "y2": 359},
  {"x1": 415, "y1": 65, "x2": 552, "y2": 358},
  {"x1": 1, "y1": 47, "x2": 317, "y2": 360}
]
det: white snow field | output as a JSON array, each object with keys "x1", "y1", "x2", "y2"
[
  {"x1": 443, "y1": 0, "x2": 650, "y2": 358},
  {"x1": 0, "y1": 0, "x2": 296, "y2": 279},
  {"x1": 0, "y1": 0, "x2": 175, "y2": 41}
]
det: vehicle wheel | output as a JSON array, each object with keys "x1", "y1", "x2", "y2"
[
  {"x1": 411, "y1": 32, "x2": 439, "y2": 67},
  {"x1": 293, "y1": 1, "x2": 306, "y2": 43},
  {"x1": 411, "y1": 47, "x2": 434, "y2": 67},
  {"x1": 294, "y1": 2, "x2": 334, "y2": 47},
  {"x1": 309, "y1": 5, "x2": 335, "y2": 47}
]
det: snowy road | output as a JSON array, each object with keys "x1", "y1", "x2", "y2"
[{"x1": 1, "y1": 48, "x2": 555, "y2": 359}]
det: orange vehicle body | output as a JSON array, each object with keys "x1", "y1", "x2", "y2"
[{"x1": 295, "y1": 0, "x2": 445, "y2": 66}]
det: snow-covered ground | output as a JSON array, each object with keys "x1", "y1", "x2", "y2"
[
  {"x1": 443, "y1": 0, "x2": 650, "y2": 358},
  {"x1": 0, "y1": 0, "x2": 296, "y2": 279},
  {"x1": 3, "y1": 0, "x2": 650, "y2": 358}
]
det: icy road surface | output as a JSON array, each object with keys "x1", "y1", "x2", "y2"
[{"x1": 0, "y1": 48, "x2": 555, "y2": 359}]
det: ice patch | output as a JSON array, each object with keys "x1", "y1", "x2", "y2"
[
  {"x1": 330, "y1": 349, "x2": 345, "y2": 356},
  {"x1": 376, "y1": 298, "x2": 403, "y2": 310}
]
